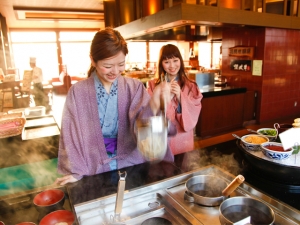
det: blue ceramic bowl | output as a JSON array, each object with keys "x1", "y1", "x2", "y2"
[
  {"x1": 241, "y1": 134, "x2": 269, "y2": 151},
  {"x1": 257, "y1": 128, "x2": 277, "y2": 141},
  {"x1": 261, "y1": 142, "x2": 293, "y2": 160}
]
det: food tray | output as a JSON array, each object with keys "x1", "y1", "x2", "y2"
[
  {"x1": 237, "y1": 140, "x2": 300, "y2": 184},
  {"x1": 25, "y1": 116, "x2": 57, "y2": 128},
  {"x1": 240, "y1": 141, "x2": 299, "y2": 167},
  {"x1": 22, "y1": 124, "x2": 60, "y2": 140}
]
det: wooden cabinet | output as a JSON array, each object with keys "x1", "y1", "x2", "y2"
[
  {"x1": 196, "y1": 93, "x2": 245, "y2": 138},
  {"x1": 195, "y1": 89, "x2": 256, "y2": 138}
]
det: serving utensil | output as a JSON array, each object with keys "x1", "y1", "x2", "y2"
[
  {"x1": 136, "y1": 74, "x2": 168, "y2": 161},
  {"x1": 109, "y1": 171, "x2": 127, "y2": 225}
]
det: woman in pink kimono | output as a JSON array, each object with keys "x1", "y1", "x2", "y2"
[
  {"x1": 147, "y1": 44, "x2": 203, "y2": 155},
  {"x1": 55, "y1": 28, "x2": 175, "y2": 185}
]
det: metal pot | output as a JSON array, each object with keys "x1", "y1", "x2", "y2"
[
  {"x1": 219, "y1": 196, "x2": 275, "y2": 225},
  {"x1": 184, "y1": 175, "x2": 227, "y2": 206},
  {"x1": 184, "y1": 175, "x2": 244, "y2": 206},
  {"x1": 136, "y1": 116, "x2": 168, "y2": 161}
]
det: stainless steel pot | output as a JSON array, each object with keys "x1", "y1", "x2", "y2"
[
  {"x1": 184, "y1": 175, "x2": 229, "y2": 206},
  {"x1": 219, "y1": 196, "x2": 275, "y2": 225},
  {"x1": 136, "y1": 116, "x2": 168, "y2": 161}
]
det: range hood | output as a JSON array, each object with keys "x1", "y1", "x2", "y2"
[
  {"x1": 114, "y1": 3, "x2": 300, "y2": 41},
  {"x1": 126, "y1": 25, "x2": 211, "y2": 41}
]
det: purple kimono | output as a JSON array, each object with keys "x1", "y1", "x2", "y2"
[{"x1": 57, "y1": 75, "x2": 175, "y2": 180}]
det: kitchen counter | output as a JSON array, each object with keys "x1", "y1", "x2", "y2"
[
  {"x1": 200, "y1": 86, "x2": 246, "y2": 98},
  {"x1": 196, "y1": 86, "x2": 255, "y2": 138},
  {"x1": 67, "y1": 140, "x2": 300, "y2": 211},
  {"x1": 1, "y1": 140, "x2": 299, "y2": 224}
]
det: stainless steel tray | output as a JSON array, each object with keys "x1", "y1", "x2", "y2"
[{"x1": 74, "y1": 165, "x2": 300, "y2": 225}]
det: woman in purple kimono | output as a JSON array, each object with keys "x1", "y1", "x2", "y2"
[{"x1": 55, "y1": 28, "x2": 175, "y2": 185}]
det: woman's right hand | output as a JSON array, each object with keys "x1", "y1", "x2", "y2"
[
  {"x1": 54, "y1": 175, "x2": 78, "y2": 186},
  {"x1": 150, "y1": 80, "x2": 171, "y2": 115}
]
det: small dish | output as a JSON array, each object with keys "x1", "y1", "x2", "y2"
[
  {"x1": 257, "y1": 128, "x2": 277, "y2": 141},
  {"x1": 33, "y1": 189, "x2": 65, "y2": 213},
  {"x1": 261, "y1": 142, "x2": 293, "y2": 160},
  {"x1": 40, "y1": 210, "x2": 75, "y2": 225},
  {"x1": 233, "y1": 134, "x2": 269, "y2": 151}
]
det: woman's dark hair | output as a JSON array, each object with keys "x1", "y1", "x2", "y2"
[
  {"x1": 87, "y1": 27, "x2": 128, "y2": 77},
  {"x1": 155, "y1": 44, "x2": 194, "y2": 89}
]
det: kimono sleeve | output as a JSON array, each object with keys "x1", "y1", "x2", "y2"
[
  {"x1": 57, "y1": 89, "x2": 89, "y2": 180},
  {"x1": 170, "y1": 82, "x2": 202, "y2": 132}
]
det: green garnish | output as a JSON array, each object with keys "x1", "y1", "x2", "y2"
[
  {"x1": 292, "y1": 145, "x2": 300, "y2": 154},
  {"x1": 258, "y1": 129, "x2": 277, "y2": 136}
]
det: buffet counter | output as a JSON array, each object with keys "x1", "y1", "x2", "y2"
[{"x1": 196, "y1": 86, "x2": 255, "y2": 138}]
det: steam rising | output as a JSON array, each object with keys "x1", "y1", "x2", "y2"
[
  {"x1": 0, "y1": 135, "x2": 60, "y2": 196},
  {"x1": 179, "y1": 142, "x2": 242, "y2": 175}
]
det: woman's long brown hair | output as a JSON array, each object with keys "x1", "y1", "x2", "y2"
[{"x1": 155, "y1": 44, "x2": 196, "y2": 89}]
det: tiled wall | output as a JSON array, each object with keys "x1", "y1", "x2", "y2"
[{"x1": 222, "y1": 27, "x2": 300, "y2": 123}]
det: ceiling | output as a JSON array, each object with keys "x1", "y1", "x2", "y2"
[{"x1": 0, "y1": 0, "x2": 105, "y2": 29}]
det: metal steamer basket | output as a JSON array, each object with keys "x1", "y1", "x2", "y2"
[{"x1": 137, "y1": 114, "x2": 168, "y2": 161}]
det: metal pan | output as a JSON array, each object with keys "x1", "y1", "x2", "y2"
[
  {"x1": 184, "y1": 174, "x2": 244, "y2": 206},
  {"x1": 219, "y1": 196, "x2": 275, "y2": 225}
]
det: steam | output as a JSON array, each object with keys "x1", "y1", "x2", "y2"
[
  {"x1": 179, "y1": 144, "x2": 242, "y2": 176},
  {"x1": 0, "y1": 136, "x2": 59, "y2": 196}
]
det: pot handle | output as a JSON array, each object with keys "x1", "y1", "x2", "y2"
[
  {"x1": 184, "y1": 191, "x2": 195, "y2": 203},
  {"x1": 114, "y1": 171, "x2": 127, "y2": 218},
  {"x1": 222, "y1": 175, "x2": 245, "y2": 196}
]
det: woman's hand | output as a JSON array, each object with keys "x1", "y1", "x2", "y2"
[
  {"x1": 170, "y1": 79, "x2": 181, "y2": 103},
  {"x1": 54, "y1": 175, "x2": 78, "y2": 186},
  {"x1": 150, "y1": 80, "x2": 171, "y2": 114}
]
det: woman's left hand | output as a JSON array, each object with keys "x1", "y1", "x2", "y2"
[
  {"x1": 54, "y1": 175, "x2": 78, "y2": 186},
  {"x1": 170, "y1": 79, "x2": 181, "y2": 103}
]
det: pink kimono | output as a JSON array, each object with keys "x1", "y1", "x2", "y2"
[
  {"x1": 57, "y1": 75, "x2": 175, "y2": 180},
  {"x1": 147, "y1": 79, "x2": 202, "y2": 155}
]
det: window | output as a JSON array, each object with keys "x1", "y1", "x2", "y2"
[
  {"x1": 10, "y1": 32, "x2": 58, "y2": 81},
  {"x1": 10, "y1": 30, "x2": 97, "y2": 81},
  {"x1": 59, "y1": 31, "x2": 96, "y2": 77}
]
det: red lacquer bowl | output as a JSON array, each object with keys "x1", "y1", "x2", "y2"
[
  {"x1": 40, "y1": 210, "x2": 75, "y2": 225},
  {"x1": 33, "y1": 189, "x2": 65, "y2": 213}
]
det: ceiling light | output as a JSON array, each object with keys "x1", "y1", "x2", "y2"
[{"x1": 13, "y1": 6, "x2": 104, "y2": 21}]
